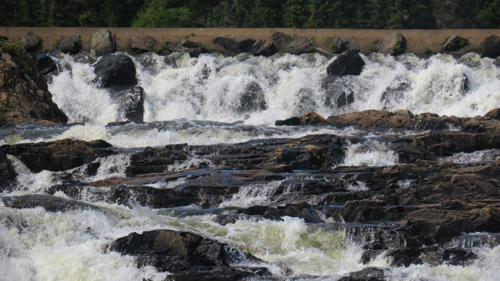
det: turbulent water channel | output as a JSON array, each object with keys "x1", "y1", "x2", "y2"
[{"x1": 2, "y1": 50, "x2": 500, "y2": 280}]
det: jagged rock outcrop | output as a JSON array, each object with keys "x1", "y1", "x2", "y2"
[
  {"x1": 478, "y1": 35, "x2": 500, "y2": 58},
  {"x1": 20, "y1": 31, "x2": 43, "y2": 53},
  {"x1": 129, "y1": 36, "x2": 156, "y2": 53},
  {"x1": 271, "y1": 32, "x2": 311, "y2": 54},
  {"x1": 213, "y1": 35, "x2": 276, "y2": 56},
  {"x1": 375, "y1": 32, "x2": 407, "y2": 56},
  {"x1": 109, "y1": 229, "x2": 272, "y2": 280},
  {"x1": 442, "y1": 35, "x2": 469, "y2": 53},
  {"x1": 327, "y1": 35, "x2": 360, "y2": 54},
  {"x1": 1, "y1": 138, "x2": 114, "y2": 173},
  {"x1": 31, "y1": 54, "x2": 58, "y2": 81},
  {"x1": 0, "y1": 40, "x2": 68, "y2": 124},
  {"x1": 91, "y1": 29, "x2": 116, "y2": 56},
  {"x1": 170, "y1": 39, "x2": 207, "y2": 57},
  {"x1": 57, "y1": 35, "x2": 82, "y2": 54},
  {"x1": 327, "y1": 50, "x2": 365, "y2": 76}
]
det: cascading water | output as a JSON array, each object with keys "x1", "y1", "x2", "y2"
[{"x1": 2, "y1": 50, "x2": 500, "y2": 280}]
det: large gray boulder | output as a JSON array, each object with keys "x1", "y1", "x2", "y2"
[
  {"x1": 327, "y1": 50, "x2": 365, "y2": 76},
  {"x1": 91, "y1": 29, "x2": 116, "y2": 56},
  {"x1": 327, "y1": 35, "x2": 360, "y2": 54},
  {"x1": 478, "y1": 35, "x2": 500, "y2": 58},
  {"x1": 213, "y1": 35, "x2": 276, "y2": 56},
  {"x1": 376, "y1": 32, "x2": 407, "y2": 56},
  {"x1": 271, "y1": 32, "x2": 311, "y2": 54},
  {"x1": 57, "y1": 35, "x2": 82, "y2": 54},
  {"x1": 129, "y1": 36, "x2": 156, "y2": 53},
  {"x1": 20, "y1": 31, "x2": 43, "y2": 53},
  {"x1": 108, "y1": 86, "x2": 144, "y2": 123},
  {"x1": 93, "y1": 55, "x2": 137, "y2": 88}
]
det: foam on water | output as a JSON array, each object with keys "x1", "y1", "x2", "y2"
[
  {"x1": 342, "y1": 140, "x2": 398, "y2": 166},
  {"x1": 439, "y1": 149, "x2": 500, "y2": 164}
]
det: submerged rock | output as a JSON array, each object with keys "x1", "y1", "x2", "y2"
[
  {"x1": 109, "y1": 229, "x2": 271, "y2": 280},
  {"x1": 107, "y1": 85, "x2": 144, "y2": 123},
  {"x1": 238, "y1": 82, "x2": 267, "y2": 113}
]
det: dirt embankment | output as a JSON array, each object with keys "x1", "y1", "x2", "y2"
[{"x1": 1, "y1": 27, "x2": 499, "y2": 55}]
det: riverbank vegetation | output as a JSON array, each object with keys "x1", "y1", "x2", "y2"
[{"x1": 1, "y1": 0, "x2": 500, "y2": 29}]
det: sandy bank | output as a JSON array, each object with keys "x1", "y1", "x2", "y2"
[{"x1": 1, "y1": 27, "x2": 499, "y2": 55}]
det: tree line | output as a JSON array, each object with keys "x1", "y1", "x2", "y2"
[{"x1": 2, "y1": 0, "x2": 500, "y2": 29}]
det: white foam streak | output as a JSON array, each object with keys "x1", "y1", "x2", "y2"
[{"x1": 342, "y1": 141, "x2": 398, "y2": 166}]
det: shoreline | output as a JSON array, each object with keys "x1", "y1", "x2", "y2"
[{"x1": 2, "y1": 27, "x2": 500, "y2": 55}]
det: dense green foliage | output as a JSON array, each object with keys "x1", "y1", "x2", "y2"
[{"x1": 1, "y1": 0, "x2": 500, "y2": 29}]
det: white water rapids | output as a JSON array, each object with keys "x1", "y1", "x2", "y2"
[{"x1": 2, "y1": 50, "x2": 500, "y2": 280}]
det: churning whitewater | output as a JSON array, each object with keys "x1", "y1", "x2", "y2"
[{"x1": 2, "y1": 49, "x2": 500, "y2": 281}]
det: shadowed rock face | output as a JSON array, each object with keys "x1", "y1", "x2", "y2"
[
  {"x1": 57, "y1": 35, "x2": 82, "y2": 54},
  {"x1": 442, "y1": 35, "x2": 469, "y2": 53},
  {"x1": 327, "y1": 51, "x2": 365, "y2": 76},
  {"x1": 0, "y1": 41, "x2": 68, "y2": 124},
  {"x1": 213, "y1": 36, "x2": 276, "y2": 56},
  {"x1": 478, "y1": 35, "x2": 500, "y2": 58},
  {"x1": 109, "y1": 229, "x2": 271, "y2": 280},
  {"x1": 93, "y1": 55, "x2": 138, "y2": 88}
]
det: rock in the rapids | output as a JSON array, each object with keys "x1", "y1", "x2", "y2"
[
  {"x1": 109, "y1": 229, "x2": 271, "y2": 280},
  {"x1": 275, "y1": 117, "x2": 301, "y2": 126},
  {"x1": 338, "y1": 267, "x2": 388, "y2": 281},
  {"x1": 271, "y1": 31, "x2": 311, "y2": 54},
  {"x1": 327, "y1": 35, "x2": 360, "y2": 54},
  {"x1": 327, "y1": 50, "x2": 365, "y2": 76},
  {"x1": 20, "y1": 31, "x2": 43, "y2": 53},
  {"x1": 1, "y1": 139, "x2": 114, "y2": 173},
  {"x1": 478, "y1": 35, "x2": 500, "y2": 58},
  {"x1": 30, "y1": 54, "x2": 59, "y2": 81},
  {"x1": 375, "y1": 32, "x2": 407, "y2": 56},
  {"x1": 107, "y1": 85, "x2": 144, "y2": 123},
  {"x1": 325, "y1": 109, "x2": 415, "y2": 129},
  {"x1": 129, "y1": 36, "x2": 156, "y2": 53},
  {"x1": 238, "y1": 82, "x2": 267, "y2": 113},
  {"x1": 93, "y1": 55, "x2": 137, "y2": 88},
  {"x1": 442, "y1": 35, "x2": 469, "y2": 53},
  {"x1": 170, "y1": 39, "x2": 207, "y2": 57},
  {"x1": 213, "y1": 36, "x2": 276, "y2": 56},
  {"x1": 1, "y1": 194, "x2": 100, "y2": 212},
  {"x1": 57, "y1": 35, "x2": 82, "y2": 54},
  {"x1": 0, "y1": 150, "x2": 15, "y2": 182},
  {"x1": 300, "y1": 111, "x2": 325, "y2": 125},
  {"x1": 91, "y1": 29, "x2": 116, "y2": 56},
  {"x1": 0, "y1": 40, "x2": 68, "y2": 124}
]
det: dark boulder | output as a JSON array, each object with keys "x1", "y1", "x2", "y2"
[
  {"x1": 107, "y1": 85, "x2": 144, "y2": 123},
  {"x1": 275, "y1": 117, "x2": 301, "y2": 126},
  {"x1": 338, "y1": 267, "x2": 388, "y2": 281},
  {"x1": 109, "y1": 229, "x2": 271, "y2": 280},
  {"x1": 327, "y1": 51, "x2": 365, "y2": 76},
  {"x1": 213, "y1": 36, "x2": 276, "y2": 56},
  {"x1": 485, "y1": 107, "x2": 500, "y2": 119},
  {"x1": 1, "y1": 194, "x2": 100, "y2": 212},
  {"x1": 20, "y1": 31, "x2": 43, "y2": 53},
  {"x1": 30, "y1": 54, "x2": 59, "y2": 81},
  {"x1": 300, "y1": 111, "x2": 325, "y2": 125},
  {"x1": 327, "y1": 35, "x2": 360, "y2": 54},
  {"x1": 271, "y1": 32, "x2": 311, "y2": 54},
  {"x1": 375, "y1": 32, "x2": 407, "y2": 56},
  {"x1": 129, "y1": 36, "x2": 156, "y2": 53},
  {"x1": 91, "y1": 29, "x2": 116, "y2": 56},
  {"x1": 94, "y1": 55, "x2": 138, "y2": 88},
  {"x1": 237, "y1": 82, "x2": 267, "y2": 113},
  {"x1": 1, "y1": 139, "x2": 114, "y2": 172},
  {"x1": 0, "y1": 150, "x2": 15, "y2": 182},
  {"x1": 57, "y1": 35, "x2": 82, "y2": 54},
  {"x1": 478, "y1": 35, "x2": 500, "y2": 58},
  {"x1": 442, "y1": 35, "x2": 469, "y2": 53}
]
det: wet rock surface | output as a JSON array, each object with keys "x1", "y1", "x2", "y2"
[
  {"x1": 109, "y1": 229, "x2": 271, "y2": 280},
  {"x1": 93, "y1": 54, "x2": 138, "y2": 88}
]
